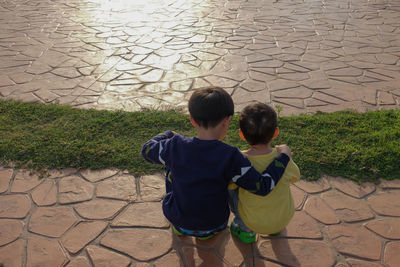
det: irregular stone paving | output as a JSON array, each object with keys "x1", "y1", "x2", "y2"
[
  {"x1": 0, "y1": 0, "x2": 400, "y2": 115},
  {"x1": 1, "y1": 167, "x2": 400, "y2": 267}
]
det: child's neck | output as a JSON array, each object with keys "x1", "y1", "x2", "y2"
[
  {"x1": 196, "y1": 127, "x2": 222, "y2": 140},
  {"x1": 245, "y1": 143, "x2": 273, "y2": 155}
]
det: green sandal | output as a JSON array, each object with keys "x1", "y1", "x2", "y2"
[
  {"x1": 171, "y1": 225, "x2": 183, "y2": 236},
  {"x1": 230, "y1": 222, "x2": 256, "y2": 244}
]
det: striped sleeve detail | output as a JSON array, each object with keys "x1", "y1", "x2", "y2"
[
  {"x1": 158, "y1": 143, "x2": 165, "y2": 165},
  {"x1": 232, "y1": 166, "x2": 251, "y2": 183}
]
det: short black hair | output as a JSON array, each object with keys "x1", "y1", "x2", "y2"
[
  {"x1": 239, "y1": 103, "x2": 277, "y2": 145},
  {"x1": 188, "y1": 86, "x2": 234, "y2": 129}
]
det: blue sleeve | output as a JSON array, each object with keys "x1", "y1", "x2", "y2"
[
  {"x1": 230, "y1": 152, "x2": 290, "y2": 196},
  {"x1": 141, "y1": 130, "x2": 175, "y2": 165}
]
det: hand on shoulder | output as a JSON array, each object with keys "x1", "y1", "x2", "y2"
[{"x1": 275, "y1": 145, "x2": 293, "y2": 157}]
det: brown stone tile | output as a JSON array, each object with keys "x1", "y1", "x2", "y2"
[
  {"x1": 29, "y1": 206, "x2": 77, "y2": 237},
  {"x1": 384, "y1": 242, "x2": 400, "y2": 267},
  {"x1": 365, "y1": 218, "x2": 400, "y2": 239},
  {"x1": 10, "y1": 170, "x2": 42, "y2": 192},
  {"x1": 112, "y1": 202, "x2": 168, "y2": 227},
  {"x1": 0, "y1": 219, "x2": 24, "y2": 246},
  {"x1": 96, "y1": 174, "x2": 137, "y2": 201},
  {"x1": 59, "y1": 175, "x2": 94, "y2": 204},
  {"x1": 346, "y1": 259, "x2": 382, "y2": 267},
  {"x1": 281, "y1": 211, "x2": 322, "y2": 239},
  {"x1": 328, "y1": 224, "x2": 382, "y2": 260},
  {"x1": 192, "y1": 229, "x2": 230, "y2": 250},
  {"x1": 290, "y1": 185, "x2": 306, "y2": 210},
  {"x1": 0, "y1": 75, "x2": 15, "y2": 87},
  {"x1": 86, "y1": 245, "x2": 131, "y2": 267},
  {"x1": 240, "y1": 79, "x2": 267, "y2": 92},
  {"x1": 74, "y1": 199, "x2": 127, "y2": 220},
  {"x1": 294, "y1": 177, "x2": 331, "y2": 193},
  {"x1": 257, "y1": 238, "x2": 335, "y2": 266},
  {"x1": 272, "y1": 86, "x2": 313, "y2": 99},
  {"x1": 0, "y1": 194, "x2": 31, "y2": 219},
  {"x1": 80, "y1": 169, "x2": 119, "y2": 182},
  {"x1": 0, "y1": 168, "x2": 13, "y2": 193},
  {"x1": 31, "y1": 179, "x2": 57, "y2": 206},
  {"x1": 61, "y1": 221, "x2": 108, "y2": 253},
  {"x1": 131, "y1": 263, "x2": 151, "y2": 267},
  {"x1": 65, "y1": 256, "x2": 91, "y2": 267},
  {"x1": 0, "y1": 239, "x2": 25, "y2": 267},
  {"x1": 367, "y1": 191, "x2": 400, "y2": 216},
  {"x1": 27, "y1": 236, "x2": 69, "y2": 267},
  {"x1": 216, "y1": 230, "x2": 251, "y2": 266},
  {"x1": 101, "y1": 228, "x2": 172, "y2": 261},
  {"x1": 138, "y1": 174, "x2": 166, "y2": 201},
  {"x1": 267, "y1": 79, "x2": 299, "y2": 91},
  {"x1": 322, "y1": 190, "x2": 374, "y2": 222},
  {"x1": 327, "y1": 176, "x2": 375, "y2": 198},
  {"x1": 181, "y1": 246, "x2": 229, "y2": 267},
  {"x1": 153, "y1": 251, "x2": 185, "y2": 267},
  {"x1": 304, "y1": 195, "x2": 340, "y2": 224},
  {"x1": 379, "y1": 179, "x2": 400, "y2": 189},
  {"x1": 253, "y1": 257, "x2": 282, "y2": 267}
]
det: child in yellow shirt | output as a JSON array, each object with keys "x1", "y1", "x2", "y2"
[{"x1": 229, "y1": 103, "x2": 300, "y2": 243}]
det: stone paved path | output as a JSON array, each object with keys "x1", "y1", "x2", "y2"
[
  {"x1": 1, "y1": 0, "x2": 400, "y2": 266},
  {"x1": 1, "y1": 167, "x2": 399, "y2": 266},
  {"x1": 1, "y1": 0, "x2": 400, "y2": 115}
]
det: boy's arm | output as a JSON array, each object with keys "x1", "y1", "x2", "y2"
[
  {"x1": 141, "y1": 130, "x2": 175, "y2": 165},
  {"x1": 231, "y1": 152, "x2": 290, "y2": 196}
]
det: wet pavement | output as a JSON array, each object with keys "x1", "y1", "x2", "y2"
[
  {"x1": 0, "y1": 0, "x2": 399, "y2": 115},
  {"x1": 0, "y1": 168, "x2": 400, "y2": 266},
  {"x1": 1, "y1": 0, "x2": 400, "y2": 266}
]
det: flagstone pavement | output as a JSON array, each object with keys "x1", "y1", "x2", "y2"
[
  {"x1": 0, "y1": 0, "x2": 400, "y2": 115},
  {"x1": 1, "y1": 0, "x2": 400, "y2": 266},
  {"x1": 0, "y1": 167, "x2": 399, "y2": 267}
]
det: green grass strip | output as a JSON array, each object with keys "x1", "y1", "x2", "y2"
[{"x1": 1, "y1": 99, "x2": 399, "y2": 183}]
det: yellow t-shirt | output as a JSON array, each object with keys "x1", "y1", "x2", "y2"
[{"x1": 229, "y1": 148, "x2": 300, "y2": 234}]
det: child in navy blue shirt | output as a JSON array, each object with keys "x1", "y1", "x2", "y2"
[{"x1": 141, "y1": 86, "x2": 291, "y2": 239}]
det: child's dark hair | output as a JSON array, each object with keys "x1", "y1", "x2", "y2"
[
  {"x1": 239, "y1": 103, "x2": 277, "y2": 145},
  {"x1": 189, "y1": 86, "x2": 234, "y2": 129}
]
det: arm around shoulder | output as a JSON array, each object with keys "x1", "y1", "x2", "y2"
[
  {"x1": 141, "y1": 130, "x2": 175, "y2": 164},
  {"x1": 231, "y1": 151, "x2": 290, "y2": 196}
]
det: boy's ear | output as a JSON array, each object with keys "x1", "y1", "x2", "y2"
[
  {"x1": 238, "y1": 129, "x2": 246, "y2": 141},
  {"x1": 273, "y1": 127, "x2": 280, "y2": 139},
  {"x1": 190, "y1": 116, "x2": 198, "y2": 127}
]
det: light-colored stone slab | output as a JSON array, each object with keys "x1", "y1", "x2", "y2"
[
  {"x1": 27, "y1": 236, "x2": 69, "y2": 267},
  {"x1": 96, "y1": 174, "x2": 137, "y2": 201},
  {"x1": 11, "y1": 170, "x2": 42, "y2": 192},
  {"x1": 61, "y1": 221, "x2": 108, "y2": 253},
  {"x1": 31, "y1": 179, "x2": 57, "y2": 206},
  {"x1": 101, "y1": 228, "x2": 172, "y2": 261},
  {"x1": 112, "y1": 202, "x2": 168, "y2": 227},
  {"x1": 328, "y1": 224, "x2": 382, "y2": 260},
  {"x1": 0, "y1": 219, "x2": 24, "y2": 246},
  {"x1": 0, "y1": 168, "x2": 13, "y2": 193},
  {"x1": 29, "y1": 206, "x2": 77, "y2": 237},
  {"x1": 81, "y1": 169, "x2": 119, "y2": 182},
  {"x1": 257, "y1": 239, "x2": 335, "y2": 266},
  {"x1": 86, "y1": 245, "x2": 131, "y2": 267},
  {"x1": 74, "y1": 199, "x2": 127, "y2": 220},
  {"x1": 0, "y1": 239, "x2": 25, "y2": 267},
  {"x1": 368, "y1": 191, "x2": 400, "y2": 216},
  {"x1": 59, "y1": 175, "x2": 94, "y2": 204},
  {"x1": 365, "y1": 218, "x2": 400, "y2": 239},
  {"x1": 0, "y1": 194, "x2": 31, "y2": 219}
]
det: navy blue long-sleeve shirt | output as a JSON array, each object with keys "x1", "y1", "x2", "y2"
[{"x1": 142, "y1": 131, "x2": 289, "y2": 230}]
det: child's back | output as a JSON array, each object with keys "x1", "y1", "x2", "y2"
[
  {"x1": 236, "y1": 149, "x2": 300, "y2": 234},
  {"x1": 142, "y1": 87, "x2": 291, "y2": 239},
  {"x1": 229, "y1": 102, "x2": 300, "y2": 243}
]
